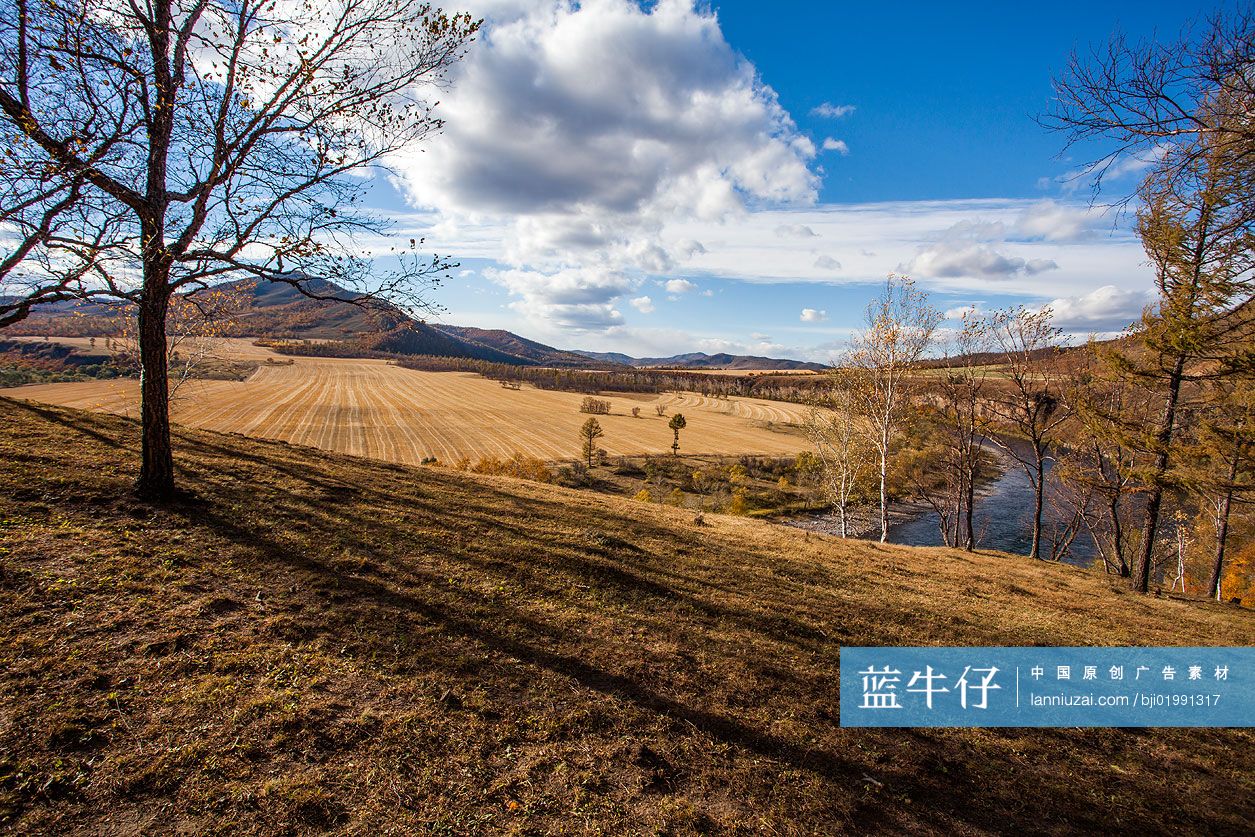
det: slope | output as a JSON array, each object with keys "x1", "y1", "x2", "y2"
[
  {"x1": 0, "y1": 399, "x2": 1250, "y2": 834},
  {"x1": 434, "y1": 325, "x2": 606, "y2": 367}
]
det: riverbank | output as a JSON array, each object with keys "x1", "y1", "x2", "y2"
[
  {"x1": 780, "y1": 497, "x2": 940, "y2": 540},
  {"x1": 782, "y1": 444, "x2": 1016, "y2": 542}
]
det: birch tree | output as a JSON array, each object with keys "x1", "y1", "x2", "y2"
[
  {"x1": 845, "y1": 275, "x2": 940, "y2": 542},
  {"x1": 804, "y1": 376, "x2": 870, "y2": 538}
]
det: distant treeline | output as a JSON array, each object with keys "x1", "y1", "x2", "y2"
[{"x1": 393, "y1": 354, "x2": 830, "y2": 404}]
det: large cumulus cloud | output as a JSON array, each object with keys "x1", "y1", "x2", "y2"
[{"x1": 391, "y1": 0, "x2": 818, "y2": 332}]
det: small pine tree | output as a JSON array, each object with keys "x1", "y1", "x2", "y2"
[
  {"x1": 579, "y1": 417, "x2": 604, "y2": 467},
  {"x1": 668, "y1": 413, "x2": 687, "y2": 455}
]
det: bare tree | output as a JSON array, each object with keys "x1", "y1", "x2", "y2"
[
  {"x1": 986, "y1": 306, "x2": 1069, "y2": 560},
  {"x1": 1044, "y1": 6, "x2": 1255, "y2": 202},
  {"x1": 1057, "y1": 354, "x2": 1156, "y2": 577},
  {"x1": 115, "y1": 281, "x2": 250, "y2": 397},
  {"x1": 845, "y1": 275, "x2": 941, "y2": 542},
  {"x1": 0, "y1": 0, "x2": 478, "y2": 499},
  {"x1": 933, "y1": 309, "x2": 993, "y2": 551}
]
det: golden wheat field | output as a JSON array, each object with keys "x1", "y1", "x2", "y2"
[{"x1": 2, "y1": 341, "x2": 812, "y2": 464}]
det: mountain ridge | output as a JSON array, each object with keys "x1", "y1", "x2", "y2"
[
  {"x1": 4, "y1": 278, "x2": 828, "y2": 370},
  {"x1": 573, "y1": 349, "x2": 827, "y2": 371}
]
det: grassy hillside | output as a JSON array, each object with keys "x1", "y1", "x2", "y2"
[{"x1": 0, "y1": 398, "x2": 1250, "y2": 835}]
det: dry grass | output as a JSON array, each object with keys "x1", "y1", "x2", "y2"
[{"x1": 0, "y1": 397, "x2": 1251, "y2": 835}]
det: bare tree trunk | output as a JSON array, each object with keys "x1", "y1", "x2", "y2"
[
  {"x1": 1133, "y1": 358, "x2": 1185, "y2": 592},
  {"x1": 878, "y1": 436, "x2": 889, "y2": 543},
  {"x1": 136, "y1": 276, "x2": 174, "y2": 500},
  {"x1": 1108, "y1": 495, "x2": 1129, "y2": 577},
  {"x1": 964, "y1": 458, "x2": 977, "y2": 551},
  {"x1": 951, "y1": 466, "x2": 963, "y2": 548},
  {"x1": 1028, "y1": 443, "x2": 1045, "y2": 560},
  {"x1": 1206, "y1": 451, "x2": 1240, "y2": 600}
]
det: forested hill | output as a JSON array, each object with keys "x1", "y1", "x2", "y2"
[{"x1": 3, "y1": 279, "x2": 597, "y2": 367}]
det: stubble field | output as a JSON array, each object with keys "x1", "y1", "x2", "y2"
[{"x1": 1, "y1": 341, "x2": 812, "y2": 464}]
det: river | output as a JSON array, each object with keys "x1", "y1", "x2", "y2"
[{"x1": 887, "y1": 439, "x2": 1099, "y2": 567}]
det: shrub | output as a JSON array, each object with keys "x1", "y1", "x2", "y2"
[
  {"x1": 634, "y1": 489, "x2": 652, "y2": 503},
  {"x1": 579, "y1": 397, "x2": 611, "y2": 414},
  {"x1": 557, "y1": 461, "x2": 592, "y2": 487},
  {"x1": 465, "y1": 454, "x2": 554, "y2": 483}
]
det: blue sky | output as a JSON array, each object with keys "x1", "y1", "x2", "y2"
[{"x1": 362, "y1": 0, "x2": 1224, "y2": 361}]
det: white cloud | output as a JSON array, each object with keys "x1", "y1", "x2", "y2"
[
  {"x1": 901, "y1": 242, "x2": 1058, "y2": 279},
  {"x1": 630, "y1": 295, "x2": 655, "y2": 314},
  {"x1": 485, "y1": 266, "x2": 634, "y2": 331},
  {"x1": 775, "y1": 224, "x2": 818, "y2": 238},
  {"x1": 943, "y1": 304, "x2": 980, "y2": 320},
  {"x1": 1014, "y1": 200, "x2": 1105, "y2": 242},
  {"x1": 800, "y1": 308, "x2": 828, "y2": 322},
  {"x1": 813, "y1": 255, "x2": 841, "y2": 270},
  {"x1": 665, "y1": 278, "x2": 697, "y2": 294},
  {"x1": 391, "y1": 0, "x2": 818, "y2": 333},
  {"x1": 811, "y1": 102, "x2": 856, "y2": 118},
  {"x1": 751, "y1": 332, "x2": 771, "y2": 340},
  {"x1": 675, "y1": 239, "x2": 707, "y2": 258},
  {"x1": 1106, "y1": 144, "x2": 1171, "y2": 179},
  {"x1": 401, "y1": 197, "x2": 1153, "y2": 307},
  {"x1": 1046, "y1": 144, "x2": 1172, "y2": 194},
  {"x1": 821, "y1": 137, "x2": 850, "y2": 156},
  {"x1": 1044, "y1": 285, "x2": 1152, "y2": 331}
]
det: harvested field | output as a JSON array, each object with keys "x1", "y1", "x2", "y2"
[
  {"x1": 7, "y1": 335, "x2": 280, "y2": 361},
  {"x1": 1, "y1": 344, "x2": 812, "y2": 464}
]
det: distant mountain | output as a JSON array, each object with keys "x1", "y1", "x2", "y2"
[
  {"x1": 232, "y1": 278, "x2": 405, "y2": 338},
  {"x1": 572, "y1": 350, "x2": 638, "y2": 366},
  {"x1": 356, "y1": 323, "x2": 530, "y2": 365},
  {"x1": 5, "y1": 278, "x2": 826, "y2": 371},
  {"x1": 573, "y1": 349, "x2": 827, "y2": 372},
  {"x1": 3, "y1": 277, "x2": 403, "y2": 340},
  {"x1": 6, "y1": 279, "x2": 606, "y2": 367},
  {"x1": 433, "y1": 325, "x2": 603, "y2": 367}
]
